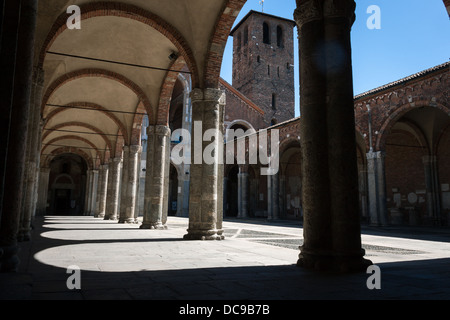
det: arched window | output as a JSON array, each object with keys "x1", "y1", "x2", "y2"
[
  {"x1": 263, "y1": 22, "x2": 270, "y2": 44},
  {"x1": 271, "y1": 118, "x2": 278, "y2": 126},
  {"x1": 257, "y1": 55, "x2": 260, "y2": 63},
  {"x1": 272, "y1": 94, "x2": 277, "y2": 110},
  {"x1": 277, "y1": 25, "x2": 283, "y2": 48}
]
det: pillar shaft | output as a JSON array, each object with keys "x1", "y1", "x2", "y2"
[
  {"x1": 267, "y1": 173, "x2": 279, "y2": 220},
  {"x1": 141, "y1": 126, "x2": 170, "y2": 229},
  {"x1": 89, "y1": 170, "x2": 99, "y2": 216},
  {"x1": 105, "y1": 158, "x2": 122, "y2": 220},
  {"x1": 36, "y1": 167, "x2": 50, "y2": 216},
  {"x1": 95, "y1": 165, "x2": 108, "y2": 218},
  {"x1": 366, "y1": 151, "x2": 388, "y2": 226},
  {"x1": 423, "y1": 155, "x2": 440, "y2": 221},
  {"x1": 119, "y1": 145, "x2": 141, "y2": 223},
  {"x1": 19, "y1": 67, "x2": 44, "y2": 241},
  {"x1": 184, "y1": 88, "x2": 225, "y2": 240},
  {"x1": 0, "y1": 0, "x2": 38, "y2": 272},
  {"x1": 119, "y1": 146, "x2": 130, "y2": 222},
  {"x1": 84, "y1": 170, "x2": 93, "y2": 215},
  {"x1": 294, "y1": 0, "x2": 371, "y2": 272}
]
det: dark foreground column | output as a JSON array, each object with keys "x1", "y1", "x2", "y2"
[
  {"x1": 184, "y1": 88, "x2": 225, "y2": 240},
  {"x1": 0, "y1": 0, "x2": 38, "y2": 272},
  {"x1": 294, "y1": 0, "x2": 371, "y2": 272}
]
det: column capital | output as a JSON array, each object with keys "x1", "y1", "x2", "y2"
[
  {"x1": 147, "y1": 125, "x2": 171, "y2": 137},
  {"x1": 101, "y1": 164, "x2": 109, "y2": 170},
  {"x1": 112, "y1": 157, "x2": 122, "y2": 165},
  {"x1": 190, "y1": 88, "x2": 225, "y2": 104},
  {"x1": 40, "y1": 167, "x2": 51, "y2": 173},
  {"x1": 422, "y1": 155, "x2": 437, "y2": 164},
  {"x1": 366, "y1": 151, "x2": 385, "y2": 160},
  {"x1": 294, "y1": 0, "x2": 356, "y2": 29},
  {"x1": 32, "y1": 66, "x2": 45, "y2": 87},
  {"x1": 323, "y1": 0, "x2": 356, "y2": 23},
  {"x1": 129, "y1": 144, "x2": 142, "y2": 154},
  {"x1": 294, "y1": 0, "x2": 323, "y2": 29}
]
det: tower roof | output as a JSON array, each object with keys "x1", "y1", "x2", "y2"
[{"x1": 230, "y1": 10, "x2": 296, "y2": 37}]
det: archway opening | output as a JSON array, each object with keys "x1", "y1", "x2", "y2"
[{"x1": 48, "y1": 153, "x2": 88, "y2": 216}]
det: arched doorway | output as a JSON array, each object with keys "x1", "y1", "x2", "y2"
[
  {"x1": 280, "y1": 140, "x2": 302, "y2": 220},
  {"x1": 48, "y1": 154, "x2": 88, "y2": 216},
  {"x1": 384, "y1": 107, "x2": 450, "y2": 225},
  {"x1": 225, "y1": 165, "x2": 239, "y2": 217}
]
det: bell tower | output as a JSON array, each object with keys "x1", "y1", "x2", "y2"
[{"x1": 230, "y1": 10, "x2": 296, "y2": 126}]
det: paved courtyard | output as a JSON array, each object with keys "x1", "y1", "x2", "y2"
[{"x1": 1, "y1": 215, "x2": 450, "y2": 300}]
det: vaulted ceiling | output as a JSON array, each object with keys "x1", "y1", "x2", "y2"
[{"x1": 36, "y1": 0, "x2": 246, "y2": 168}]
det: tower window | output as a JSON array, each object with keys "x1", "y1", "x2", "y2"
[
  {"x1": 277, "y1": 66, "x2": 280, "y2": 78},
  {"x1": 277, "y1": 26, "x2": 283, "y2": 48},
  {"x1": 244, "y1": 26, "x2": 249, "y2": 45},
  {"x1": 237, "y1": 32, "x2": 242, "y2": 51},
  {"x1": 268, "y1": 65, "x2": 270, "y2": 76},
  {"x1": 257, "y1": 55, "x2": 260, "y2": 63},
  {"x1": 271, "y1": 118, "x2": 278, "y2": 126},
  {"x1": 263, "y1": 22, "x2": 270, "y2": 45},
  {"x1": 272, "y1": 94, "x2": 276, "y2": 110}
]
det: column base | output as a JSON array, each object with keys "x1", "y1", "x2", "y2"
[
  {"x1": 118, "y1": 218, "x2": 137, "y2": 224},
  {"x1": 0, "y1": 245, "x2": 20, "y2": 273},
  {"x1": 183, "y1": 229, "x2": 225, "y2": 241},
  {"x1": 297, "y1": 247, "x2": 372, "y2": 274},
  {"x1": 139, "y1": 222, "x2": 167, "y2": 230},
  {"x1": 94, "y1": 213, "x2": 105, "y2": 219},
  {"x1": 17, "y1": 230, "x2": 31, "y2": 242},
  {"x1": 103, "y1": 215, "x2": 117, "y2": 221}
]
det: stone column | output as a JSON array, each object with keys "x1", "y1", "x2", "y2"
[
  {"x1": 84, "y1": 170, "x2": 93, "y2": 215},
  {"x1": 89, "y1": 170, "x2": 99, "y2": 216},
  {"x1": 119, "y1": 146, "x2": 130, "y2": 223},
  {"x1": 184, "y1": 88, "x2": 225, "y2": 240},
  {"x1": 119, "y1": 145, "x2": 141, "y2": 223},
  {"x1": 237, "y1": 167, "x2": 249, "y2": 219},
  {"x1": 19, "y1": 66, "x2": 44, "y2": 241},
  {"x1": 0, "y1": 0, "x2": 39, "y2": 272},
  {"x1": 141, "y1": 126, "x2": 171, "y2": 229},
  {"x1": 95, "y1": 164, "x2": 109, "y2": 218},
  {"x1": 267, "y1": 173, "x2": 279, "y2": 220},
  {"x1": 36, "y1": 167, "x2": 50, "y2": 216},
  {"x1": 423, "y1": 155, "x2": 440, "y2": 220},
  {"x1": 279, "y1": 175, "x2": 286, "y2": 218},
  {"x1": 105, "y1": 157, "x2": 121, "y2": 220},
  {"x1": 134, "y1": 147, "x2": 143, "y2": 222},
  {"x1": 294, "y1": 0, "x2": 371, "y2": 272},
  {"x1": 366, "y1": 151, "x2": 388, "y2": 226}
]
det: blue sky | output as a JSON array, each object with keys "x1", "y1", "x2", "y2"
[{"x1": 220, "y1": 0, "x2": 450, "y2": 117}]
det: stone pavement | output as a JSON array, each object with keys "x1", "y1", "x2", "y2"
[{"x1": 1, "y1": 215, "x2": 450, "y2": 300}]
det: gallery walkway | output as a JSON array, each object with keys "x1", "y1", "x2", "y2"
[{"x1": 1, "y1": 215, "x2": 450, "y2": 300}]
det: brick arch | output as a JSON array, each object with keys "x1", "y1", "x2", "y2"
[
  {"x1": 279, "y1": 137, "x2": 301, "y2": 157},
  {"x1": 156, "y1": 56, "x2": 188, "y2": 126},
  {"x1": 44, "y1": 102, "x2": 129, "y2": 145},
  {"x1": 41, "y1": 135, "x2": 102, "y2": 163},
  {"x1": 204, "y1": 0, "x2": 247, "y2": 88},
  {"x1": 41, "y1": 68, "x2": 153, "y2": 122},
  {"x1": 435, "y1": 122, "x2": 450, "y2": 154},
  {"x1": 130, "y1": 101, "x2": 147, "y2": 146},
  {"x1": 376, "y1": 101, "x2": 450, "y2": 151},
  {"x1": 42, "y1": 121, "x2": 114, "y2": 154},
  {"x1": 39, "y1": 1, "x2": 199, "y2": 87},
  {"x1": 43, "y1": 147, "x2": 94, "y2": 170}
]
